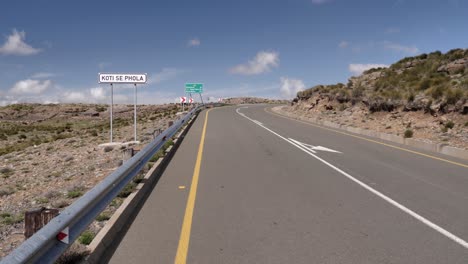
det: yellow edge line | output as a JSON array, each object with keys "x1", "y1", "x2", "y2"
[
  {"x1": 174, "y1": 109, "x2": 211, "y2": 264},
  {"x1": 265, "y1": 107, "x2": 468, "y2": 169}
]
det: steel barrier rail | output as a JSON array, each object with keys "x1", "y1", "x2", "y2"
[{"x1": 1, "y1": 106, "x2": 202, "y2": 264}]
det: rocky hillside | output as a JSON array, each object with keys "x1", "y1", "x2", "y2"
[
  {"x1": 296, "y1": 48, "x2": 468, "y2": 114},
  {"x1": 286, "y1": 48, "x2": 468, "y2": 149}
]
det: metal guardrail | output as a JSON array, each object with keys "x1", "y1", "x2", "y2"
[{"x1": 1, "y1": 106, "x2": 202, "y2": 264}]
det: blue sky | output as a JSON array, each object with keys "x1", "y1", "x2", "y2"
[{"x1": 0, "y1": 0, "x2": 467, "y2": 105}]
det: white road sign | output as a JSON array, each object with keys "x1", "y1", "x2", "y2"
[
  {"x1": 99, "y1": 73, "x2": 147, "y2": 84},
  {"x1": 180, "y1": 97, "x2": 186, "y2": 103}
]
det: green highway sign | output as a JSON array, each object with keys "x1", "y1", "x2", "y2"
[{"x1": 185, "y1": 83, "x2": 203, "y2": 93}]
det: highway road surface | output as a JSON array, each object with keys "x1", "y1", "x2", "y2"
[{"x1": 106, "y1": 105, "x2": 468, "y2": 264}]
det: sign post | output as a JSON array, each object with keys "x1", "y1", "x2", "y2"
[
  {"x1": 185, "y1": 83, "x2": 204, "y2": 106},
  {"x1": 180, "y1": 97, "x2": 186, "y2": 111},
  {"x1": 134, "y1": 83, "x2": 137, "y2": 142},
  {"x1": 110, "y1": 83, "x2": 114, "y2": 142},
  {"x1": 99, "y1": 73, "x2": 147, "y2": 143}
]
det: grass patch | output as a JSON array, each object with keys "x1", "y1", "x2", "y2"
[
  {"x1": 110, "y1": 198, "x2": 123, "y2": 207},
  {"x1": 35, "y1": 197, "x2": 49, "y2": 204},
  {"x1": 0, "y1": 186, "x2": 15, "y2": 197},
  {"x1": 96, "y1": 212, "x2": 111, "y2": 222},
  {"x1": 163, "y1": 139, "x2": 174, "y2": 150},
  {"x1": 67, "y1": 190, "x2": 83, "y2": 198},
  {"x1": 78, "y1": 230, "x2": 95, "y2": 245},
  {"x1": 118, "y1": 182, "x2": 137, "y2": 198},
  {"x1": 149, "y1": 149, "x2": 165, "y2": 162},
  {"x1": 1, "y1": 212, "x2": 24, "y2": 225},
  {"x1": 67, "y1": 185, "x2": 85, "y2": 198}
]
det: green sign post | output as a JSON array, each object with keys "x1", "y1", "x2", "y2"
[{"x1": 185, "y1": 83, "x2": 203, "y2": 93}]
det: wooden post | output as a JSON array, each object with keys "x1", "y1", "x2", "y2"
[{"x1": 24, "y1": 207, "x2": 59, "y2": 238}]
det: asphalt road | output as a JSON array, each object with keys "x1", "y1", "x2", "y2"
[{"x1": 107, "y1": 105, "x2": 468, "y2": 264}]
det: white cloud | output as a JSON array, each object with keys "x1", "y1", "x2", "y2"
[
  {"x1": 148, "y1": 68, "x2": 182, "y2": 84},
  {"x1": 58, "y1": 87, "x2": 110, "y2": 104},
  {"x1": 280, "y1": 77, "x2": 305, "y2": 99},
  {"x1": 348, "y1": 64, "x2": 389, "y2": 76},
  {"x1": 31, "y1": 72, "x2": 55, "y2": 79},
  {"x1": 10, "y1": 79, "x2": 52, "y2": 94},
  {"x1": 62, "y1": 91, "x2": 86, "y2": 103},
  {"x1": 383, "y1": 41, "x2": 419, "y2": 54},
  {"x1": 188, "y1": 38, "x2": 200, "y2": 47},
  {"x1": 230, "y1": 51, "x2": 279, "y2": 75},
  {"x1": 0, "y1": 29, "x2": 41, "y2": 56},
  {"x1": 90, "y1": 87, "x2": 107, "y2": 101},
  {"x1": 311, "y1": 0, "x2": 332, "y2": 4},
  {"x1": 338, "y1": 41, "x2": 349, "y2": 48}
]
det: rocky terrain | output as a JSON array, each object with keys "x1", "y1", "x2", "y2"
[
  {"x1": 0, "y1": 103, "x2": 188, "y2": 258},
  {"x1": 283, "y1": 49, "x2": 468, "y2": 150}
]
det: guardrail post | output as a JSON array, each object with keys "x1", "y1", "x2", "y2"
[
  {"x1": 24, "y1": 208, "x2": 59, "y2": 238},
  {"x1": 122, "y1": 148, "x2": 134, "y2": 163}
]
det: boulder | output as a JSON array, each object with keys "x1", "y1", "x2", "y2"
[{"x1": 437, "y1": 58, "x2": 467, "y2": 74}]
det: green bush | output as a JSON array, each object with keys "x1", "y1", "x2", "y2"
[
  {"x1": 0, "y1": 212, "x2": 11, "y2": 218},
  {"x1": 0, "y1": 167, "x2": 14, "y2": 178},
  {"x1": 95, "y1": 105, "x2": 107, "y2": 112},
  {"x1": 407, "y1": 91, "x2": 415, "y2": 102},
  {"x1": 418, "y1": 79, "x2": 431, "y2": 90},
  {"x1": 352, "y1": 86, "x2": 365, "y2": 98},
  {"x1": 445, "y1": 121, "x2": 455, "y2": 129},
  {"x1": 404, "y1": 129, "x2": 413, "y2": 138},
  {"x1": 78, "y1": 230, "x2": 95, "y2": 245},
  {"x1": 445, "y1": 88, "x2": 463, "y2": 104},
  {"x1": 428, "y1": 86, "x2": 444, "y2": 100}
]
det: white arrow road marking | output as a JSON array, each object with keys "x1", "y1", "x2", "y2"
[
  {"x1": 252, "y1": 120, "x2": 263, "y2": 126},
  {"x1": 288, "y1": 138, "x2": 341, "y2": 153},
  {"x1": 235, "y1": 107, "x2": 468, "y2": 250}
]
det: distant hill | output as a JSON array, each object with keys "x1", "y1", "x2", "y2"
[
  {"x1": 295, "y1": 48, "x2": 468, "y2": 114},
  {"x1": 223, "y1": 97, "x2": 288, "y2": 105}
]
